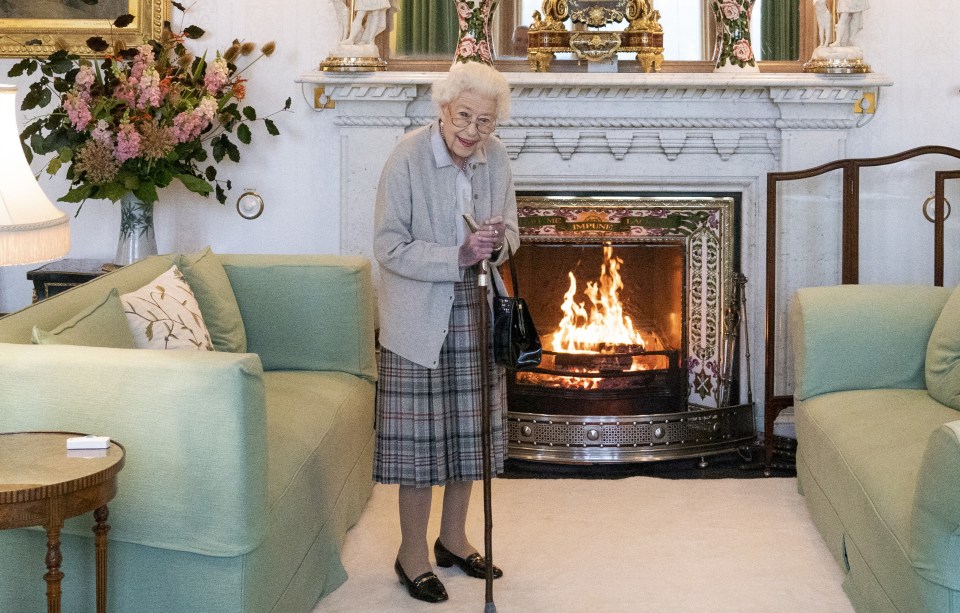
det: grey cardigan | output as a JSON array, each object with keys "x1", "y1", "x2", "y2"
[{"x1": 374, "y1": 121, "x2": 519, "y2": 369}]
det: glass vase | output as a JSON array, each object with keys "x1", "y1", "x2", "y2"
[
  {"x1": 712, "y1": 0, "x2": 759, "y2": 72},
  {"x1": 453, "y1": 0, "x2": 499, "y2": 65},
  {"x1": 115, "y1": 192, "x2": 157, "y2": 266}
]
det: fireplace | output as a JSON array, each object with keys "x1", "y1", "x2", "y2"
[
  {"x1": 301, "y1": 69, "x2": 891, "y2": 463},
  {"x1": 503, "y1": 195, "x2": 754, "y2": 463}
]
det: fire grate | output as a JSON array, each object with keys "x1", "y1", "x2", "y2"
[{"x1": 510, "y1": 347, "x2": 685, "y2": 416}]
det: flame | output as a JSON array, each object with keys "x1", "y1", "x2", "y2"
[{"x1": 551, "y1": 245, "x2": 646, "y2": 354}]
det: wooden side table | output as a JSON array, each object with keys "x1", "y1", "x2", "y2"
[
  {"x1": 26, "y1": 259, "x2": 111, "y2": 302},
  {"x1": 0, "y1": 432, "x2": 125, "y2": 613}
]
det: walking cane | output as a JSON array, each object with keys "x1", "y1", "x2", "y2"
[{"x1": 474, "y1": 257, "x2": 497, "y2": 613}]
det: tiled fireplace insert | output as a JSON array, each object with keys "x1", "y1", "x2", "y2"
[{"x1": 503, "y1": 194, "x2": 754, "y2": 463}]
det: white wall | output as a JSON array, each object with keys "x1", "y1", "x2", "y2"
[
  {"x1": 1, "y1": 1, "x2": 959, "y2": 312},
  {"x1": 844, "y1": 3, "x2": 960, "y2": 286}
]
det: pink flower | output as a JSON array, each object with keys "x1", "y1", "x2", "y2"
[
  {"x1": 457, "y1": 36, "x2": 477, "y2": 59},
  {"x1": 74, "y1": 65, "x2": 95, "y2": 99},
  {"x1": 114, "y1": 80, "x2": 138, "y2": 108},
  {"x1": 197, "y1": 96, "x2": 217, "y2": 121},
  {"x1": 110, "y1": 61, "x2": 138, "y2": 108},
  {"x1": 130, "y1": 44, "x2": 154, "y2": 81},
  {"x1": 171, "y1": 114, "x2": 198, "y2": 143},
  {"x1": 732, "y1": 39, "x2": 754, "y2": 61},
  {"x1": 171, "y1": 112, "x2": 198, "y2": 143},
  {"x1": 115, "y1": 123, "x2": 142, "y2": 162},
  {"x1": 477, "y1": 39, "x2": 491, "y2": 62},
  {"x1": 63, "y1": 93, "x2": 91, "y2": 130},
  {"x1": 137, "y1": 68, "x2": 164, "y2": 109},
  {"x1": 91, "y1": 120, "x2": 112, "y2": 145},
  {"x1": 203, "y1": 56, "x2": 230, "y2": 96},
  {"x1": 457, "y1": 2, "x2": 473, "y2": 21},
  {"x1": 170, "y1": 96, "x2": 218, "y2": 143},
  {"x1": 721, "y1": 0, "x2": 741, "y2": 20}
]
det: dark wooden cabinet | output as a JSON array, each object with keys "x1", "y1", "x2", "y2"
[{"x1": 27, "y1": 259, "x2": 111, "y2": 302}]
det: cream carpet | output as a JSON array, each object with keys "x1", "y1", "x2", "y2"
[{"x1": 314, "y1": 477, "x2": 853, "y2": 613}]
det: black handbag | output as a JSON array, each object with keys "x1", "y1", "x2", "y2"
[{"x1": 491, "y1": 247, "x2": 542, "y2": 370}]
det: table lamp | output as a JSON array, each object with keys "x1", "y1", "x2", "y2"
[{"x1": 0, "y1": 84, "x2": 70, "y2": 309}]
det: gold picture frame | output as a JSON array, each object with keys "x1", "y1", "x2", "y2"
[{"x1": 0, "y1": 0, "x2": 169, "y2": 58}]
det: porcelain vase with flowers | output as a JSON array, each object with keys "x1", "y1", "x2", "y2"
[
  {"x1": 453, "y1": 0, "x2": 499, "y2": 65},
  {"x1": 712, "y1": 0, "x2": 759, "y2": 72},
  {"x1": 8, "y1": 4, "x2": 290, "y2": 265}
]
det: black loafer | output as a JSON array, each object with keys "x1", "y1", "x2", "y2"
[
  {"x1": 434, "y1": 539, "x2": 503, "y2": 579},
  {"x1": 394, "y1": 558, "x2": 448, "y2": 603}
]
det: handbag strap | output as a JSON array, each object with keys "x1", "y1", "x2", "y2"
[
  {"x1": 507, "y1": 245, "x2": 521, "y2": 297},
  {"x1": 492, "y1": 245, "x2": 521, "y2": 298}
]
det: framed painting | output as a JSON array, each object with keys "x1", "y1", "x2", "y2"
[{"x1": 0, "y1": 0, "x2": 168, "y2": 58}]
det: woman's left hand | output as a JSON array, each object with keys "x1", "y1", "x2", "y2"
[{"x1": 482, "y1": 216, "x2": 506, "y2": 251}]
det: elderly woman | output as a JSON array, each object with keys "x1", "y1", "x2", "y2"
[{"x1": 372, "y1": 61, "x2": 516, "y2": 604}]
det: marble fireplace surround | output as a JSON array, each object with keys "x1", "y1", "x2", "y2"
[{"x1": 298, "y1": 70, "x2": 893, "y2": 426}]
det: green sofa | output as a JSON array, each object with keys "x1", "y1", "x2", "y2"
[
  {"x1": 792, "y1": 284, "x2": 960, "y2": 612},
  {"x1": 0, "y1": 254, "x2": 377, "y2": 612}
]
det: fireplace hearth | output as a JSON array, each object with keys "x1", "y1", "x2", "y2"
[{"x1": 503, "y1": 195, "x2": 754, "y2": 463}]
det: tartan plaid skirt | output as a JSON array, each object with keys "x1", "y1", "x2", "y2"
[{"x1": 374, "y1": 271, "x2": 507, "y2": 487}]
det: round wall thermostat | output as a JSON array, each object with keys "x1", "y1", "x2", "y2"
[{"x1": 236, "y1": 191, "x2": 264, "y2": 220}]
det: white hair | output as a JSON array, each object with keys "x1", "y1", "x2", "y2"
[{"x1": 431, "y1": 62, "x2": 511, "y2": 122}]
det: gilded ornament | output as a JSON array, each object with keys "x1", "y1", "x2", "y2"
[{"x1": 526, "y1": 0, "x2": 662, "y2": 72}]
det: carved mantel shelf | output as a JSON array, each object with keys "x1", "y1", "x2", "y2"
[
  {"x1": 299, "y1": 71, "x2": 891, "y2": 162},
  {"x1": 298, "y1": 70, "x2": 892, "y2": 100}
]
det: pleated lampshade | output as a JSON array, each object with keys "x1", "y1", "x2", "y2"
[{"x1": 0, "y1": 84, "x2": 69, "y2": 267}]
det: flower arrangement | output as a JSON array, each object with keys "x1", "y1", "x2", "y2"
[
  {"x1": 712, "y1": 0, "x2": 756, "y2": 70},
  {"x1": 6, "y1": 5, "x2": 290, "y2": 209}
]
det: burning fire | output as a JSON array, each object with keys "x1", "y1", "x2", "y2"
[
  {"x1": 551, "y1": 245, "x2": 646, "y2": 354},
  {"x1": 518, "y1": 244, "x2": 670, "y2": 390}
]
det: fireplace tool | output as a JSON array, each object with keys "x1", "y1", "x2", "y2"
[
  {"x1": 474, "y1": 256, "x2": 498, "y2": 613},
  {"x1": 719, "y1": 273, "x2": 750, "y2": 407}
]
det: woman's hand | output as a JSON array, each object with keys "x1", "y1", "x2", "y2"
[
  {"x1": 483, "y1": 216, "x2": 506, "y2": 251},
  {"x1": 458, "y1": 218, "x2": 501, "y2": 266}
]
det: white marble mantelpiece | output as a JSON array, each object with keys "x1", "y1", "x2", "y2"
[
  {"x1": 301, "y1": 72, "x2": 892, "y2": 148},
  {"x1": 299, "y1": 70, "x2": 892, "y2": 249},
  {"x1": 298, "y1": 69, "x2": 892, "y2": 421}
]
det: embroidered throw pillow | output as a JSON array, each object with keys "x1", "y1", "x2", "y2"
[
  {"x1": 32, "y1": 288, "x2": 137, "y2": 348},
  {"x1": 121, "y1": 265, "x2": 214, "y2": 350}
]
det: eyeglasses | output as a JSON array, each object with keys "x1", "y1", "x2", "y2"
[{"x1": 449, "y1": 112, "x2": 497, "y2": 134}]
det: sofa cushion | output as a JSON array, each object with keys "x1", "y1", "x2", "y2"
[
  {"x1": 121, "y1": 265, "x2": 214, "y2": 351},
  {"x1": 168, "y1": 248, "x2": 247, "y2": 353},
  {"x1": 926, "y1": 283, "x2": 960, "y2": 411},
  {"x1": 221, "y1": 255, "x2": 377, "y2": 379},
  {"x1": 31, "y1": 288, "x2": 137, "y2": 349}
]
